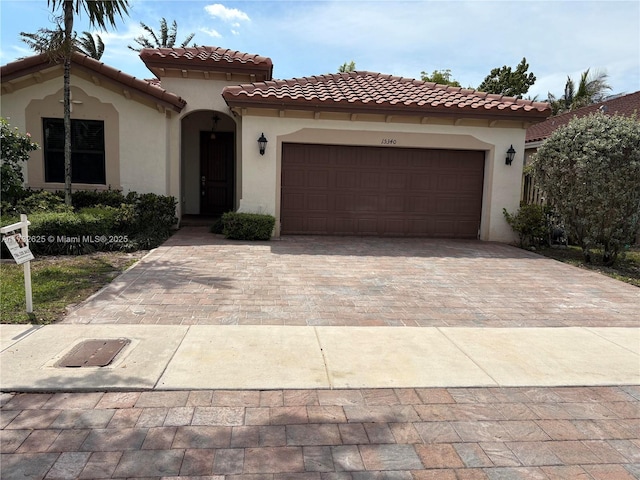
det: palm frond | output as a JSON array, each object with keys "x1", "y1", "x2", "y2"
[
  {"x1": 48, "y1": 0, "x2": 129, "y2": 30},
  {"x1": 167, "y1": 20, "x2": 178, "y2": 48},
  {"x1": 180, "y1": 33, "x2": 195, "y2": 48},
  {"x1": 20, "y1": 27, "x2": 67, "y2": 60},
  {"x1": 76, "y1": 31, "x2": 104, "y2": 60}
]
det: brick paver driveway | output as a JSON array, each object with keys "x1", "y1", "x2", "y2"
[{"x1": 64, "y1": 227, "x2": 639, "y2": 326}]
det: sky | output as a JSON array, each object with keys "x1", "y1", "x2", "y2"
[{"x1": 1, "y1": 0, "x2": 638, "y2": 101}]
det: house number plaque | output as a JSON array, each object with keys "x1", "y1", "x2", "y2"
[{"x1": 381, "y1": 138, "x2": 397, "y2": 145}]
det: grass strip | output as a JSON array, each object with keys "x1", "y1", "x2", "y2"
[{"x1": 0, "y1": 252, "x2": 143, "y2": 324}]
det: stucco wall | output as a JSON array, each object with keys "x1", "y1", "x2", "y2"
[
  {"x1": 237, "y1": 115, "x2": 526, "y2": 242},
  {"x1": 1, "y1": 75, "x2": 171, "y2": 195}
]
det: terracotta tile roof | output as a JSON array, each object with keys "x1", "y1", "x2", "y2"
[
  {"x1": 222, "y1": 71, "x2": 551, "y2": 121},
  {"x1": 526, "y1": 91, "x2": 640, "y2": 143},
  {"x1": 140, "y1": 46, "x2": 273, "y2": 80},
  {"x1": 1, "y1": 52, "x2": 186, "y2": 112}
]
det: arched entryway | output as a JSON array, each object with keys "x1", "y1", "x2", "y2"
[{"x1": 180, "y1": 110, "x2": 237, "y2": 217}]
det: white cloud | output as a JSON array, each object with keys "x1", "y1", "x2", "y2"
[
  {"x1": 204, "y1": 4, "x2": 250, "y2": 23},
  {"x1": 200, "y1": 27, "x2": 222, "y2": 38}
]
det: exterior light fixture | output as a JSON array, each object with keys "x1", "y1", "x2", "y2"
[
  {"x1": 210, "y1": 114, "x2": 219, "y2": 140},
  {"x1": 505, "y1": 145, "x2": 516, "y2": 165},
  {"x1": 258, "y1": 133, "x2": 268, "y2": 155}
]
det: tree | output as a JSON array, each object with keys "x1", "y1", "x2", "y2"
[
  {"x1": 477, "y1": 57, "x2": 536, "y2": 98},
  {"x1": 76, "y1": 31, "x2": 104, "y2": 59},
  {"x1": 532, "y1": 112, "x2": 640, "y2": 265},
  {"x1": 44, "y1": 0, "x2": 129, "y2": 206},
  {"x1": 128, "y1": 18, "x2": 195, "y2": 51},
  {"x1": 0, "y1": 118, "x2": 40, "y2": 206},
  {"x1": 420, "y1": 69, "x2": 460, "y2": 87},
  {"x1": 21, "y1": 29, "x2": 104, "y2": 60},
  {"x1": 547, "y1": 69, "x2": 611, "y2": 115},
  {"x1": 338, "y1": 60, "x2": 356, "y2": 73}
]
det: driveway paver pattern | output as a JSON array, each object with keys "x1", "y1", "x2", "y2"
[
  {"x1": 2, "y1": 386, "x2": 639, "y2": 479},
  {"x1": 5, "y1": 228, "x2": 639, "y2": 478},
  {"x1": 63, "y1": 228, "x2": 639, "y2": 327}
]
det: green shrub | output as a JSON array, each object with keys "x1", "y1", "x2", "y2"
[
  {"x1": 28, "y1": 211, "x2": 109, "y2": 255},
  {"x1": 210, "y1": 216, "x2": 224, "y2": 234},
  {"x1": 72, "y1": 189, "x2": 126, "y2": 209},
  {"x1": 78, "y1": 206, "x2": 119, "y2": 231},
  {"x1": 124, "y1": 192, "x2": 178, "y2": 249},
  {"x1": 503, "y1": 204, "x2": 551, "y2": 248},
  {"x1": 532, "y1": 112, "x2": 640, "y2": 265},
  {"x1": 222, "y1": 212, "x2": 275, "y2": 240},
  {"x1": 1, "y1": 118, "x2": 39, "y2": 205},
  {"x1": 2, "y1": 190, "x2": 178, "y2": 255},
  {"x1": 15, "y1": 190, "x2": 68, "y2": 215}
]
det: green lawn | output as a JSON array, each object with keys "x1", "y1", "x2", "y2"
[
  {"x1": 0, "y1": 252, "x2": 145, "y2": 324},
  {"x1": 536, "y1": 245, "x2": 640, "y2": 287}
]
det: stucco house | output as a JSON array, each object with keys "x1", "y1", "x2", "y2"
[{"x1": 1, "y1": 46, "x2": 551, "y2": 241}]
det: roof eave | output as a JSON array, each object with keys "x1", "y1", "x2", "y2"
[
  {"x1": 223, "y1": 96, "x2": 551, "y2": 122},
  {"x1": 1, "y1": 52, "x2": 186, "y2": 113}
]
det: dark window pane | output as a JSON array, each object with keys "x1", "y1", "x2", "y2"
[
  {"x1": 43, "y1": 118, "x2": 65, "y2": 150},
  {"x1": 44, "y1": 150, "x2": 64, "y2": 183},
  {"x1": 73, "y1": 152, "x2": 106, "y2": 184},
  {"x1": 42, "y1": 118, "x2": 106, "y2": 185}
]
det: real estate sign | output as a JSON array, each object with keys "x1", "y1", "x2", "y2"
[{"x1": 3, "y1": 233, "x2": 34, "y2": 264}]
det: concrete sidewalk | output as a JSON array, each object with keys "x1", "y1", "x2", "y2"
[{"x1": 2, "y1": 324, "x2": 638, "y2": 392}]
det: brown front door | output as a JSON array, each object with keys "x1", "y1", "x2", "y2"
[{"x1": 200, "y1": 131, "x2": 234, "y2": 215}]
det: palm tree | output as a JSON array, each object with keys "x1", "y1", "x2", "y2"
[
  {"x1": 21, "y1": 30, "x2": 104, "y2": 60},
  {"x1": 46, "y1": 0, "x2": 129, "y2": 205},
  {"x1": 76, "y1": 32, "x2": 104, "y2": 60},
  {"x1": 128, "y1": 18, "x2": 195, "y2": 52},
  {"x1": 548, "y1": 69, "x2": 612, "y2": 115},
  {"x1": 338, "y1": 61, "x2": 356, "y2": 73}
]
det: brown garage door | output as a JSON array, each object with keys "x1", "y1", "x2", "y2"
[{"x1": 281, "y1": 143, "x2": 484, "y2": 238}]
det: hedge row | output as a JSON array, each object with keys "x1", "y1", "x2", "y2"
[
  {"x1": 215, "y1": 212, "x2": 275, "y2": 241},
  {"x1": 1, "y1": 189, "x2": 177, "y2": 255}
]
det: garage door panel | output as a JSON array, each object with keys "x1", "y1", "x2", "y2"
[
  {"x1": 361, "y1": 172, "x2": 381, "y2": 188},
  {"x1": 437, "y1": 175, "x2": 459, "y2": 191},
  {"x1": 281, "y1": 144, "x2": 484, "y2": 238},
  {"x1": 358, "y1": 218, "x2": 378, "y2": 234},
  {"x1": 383, "y1": 196, "x2": 405, "y2": 212},
  {"x1": 355, "y1": 194, "x2": 379, "y2": 212},
  {"x1": 457, "y1": 220, "x2": 480, "y2": 237},
  {"x1": 307, "y1": 194, "x2": 329, "y2": 212},
  {"x1": 337, "y1": 171, "x2": 358, "y2": 188},
  {"x1": 307, "y1": 217, "x2": 328, "y2": 233},
  {"x1": 410, "y1": 174, "x2": 437, "y2": 191},
  {"x1": 387, "y1": 173, "x2": 409, "y2": 189},
  {"x1": 282, "y1": 192, "x2": 305, "y2": 209},
  {"x1": 282, "y1": 169, "x2": 306, "y2": 187},
  {"x1": 334, "y1": 217, "x2": 356, "y2": 234}
]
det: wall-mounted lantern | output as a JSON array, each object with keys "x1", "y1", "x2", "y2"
[
  {"x1": 210, "y1": 114, "x2": 219, "y2": 140},
  {"x1": 258, "y1": 133, "x2": 268, "y2": 156},
  {"x1": 505, "y1": 145, "x2": 516, "y2": 165}
]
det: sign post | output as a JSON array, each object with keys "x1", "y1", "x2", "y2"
[{"x1": 1, "y1": 214, "x2": 34, "y2": 313}]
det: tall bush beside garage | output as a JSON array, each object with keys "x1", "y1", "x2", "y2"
[{"x1": 531, "y1": 112, "x2": 640, "y2": 265}]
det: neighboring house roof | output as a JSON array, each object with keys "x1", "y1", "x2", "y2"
[
  {"x1": 526, "y1": 90, "x2": 640, "y2": 143},
  {"x1": 222, "y1": 71, "x2": 551, "y2": 121},
  {"x1": 0, "y1": 52, "x2": 186, "y2": 112},
  {"x1": 139, "y1": 46, "x2": 273, "y2": 81}
]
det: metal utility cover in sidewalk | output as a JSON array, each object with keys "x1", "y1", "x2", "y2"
[{"x1": 57, "y1": 339, "x2": 130, "y2": 367}]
